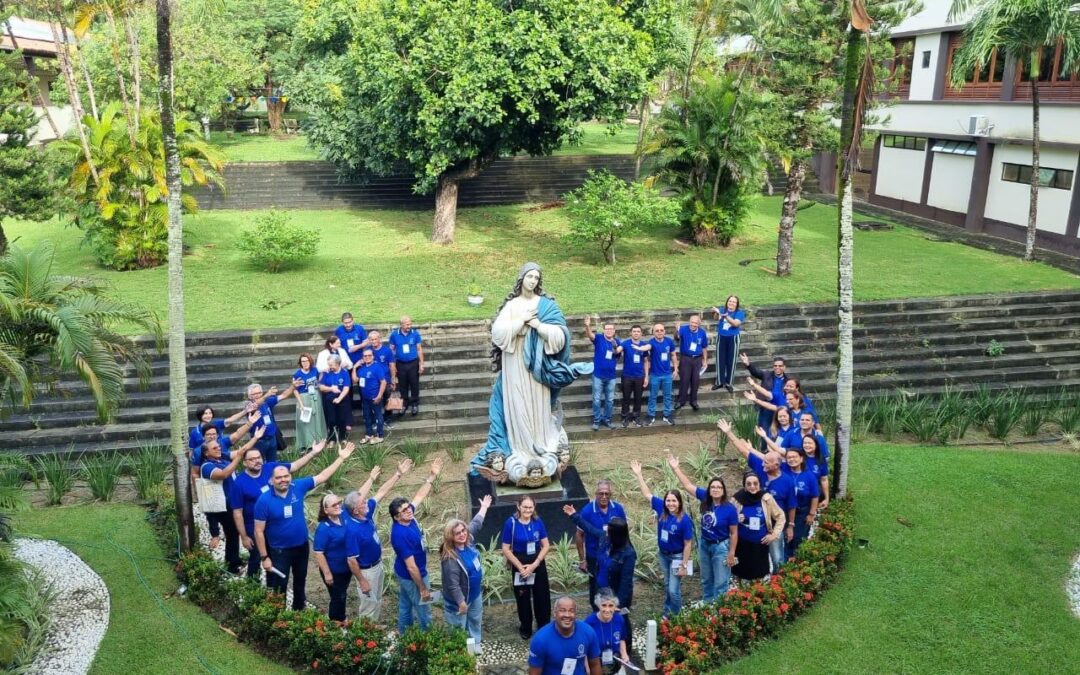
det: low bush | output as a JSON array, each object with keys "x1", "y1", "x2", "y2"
[
  {"x1": 82, "y1": 452, "x2": 125, "y2": 501},
  {"x1": 659, "y1": 499, "x2": 854, "y2": 673},
  {"x1": 35, "y1": 455, "x2": 76, "y2": 506},
  {"x1": 392, "y1": 625, "x2": 474, "y2": 675},
  {"x1": 237, "y1": 209, "x2": 320, "y2": 273}
]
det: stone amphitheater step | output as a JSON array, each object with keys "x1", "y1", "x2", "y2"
[{"x1": 3, "y1": 290, "x2": 1079, "y2": 458}]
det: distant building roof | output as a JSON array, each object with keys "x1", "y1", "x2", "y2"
[{"x1": 0, "y1": 16, "x2": 68, "y2": 56}]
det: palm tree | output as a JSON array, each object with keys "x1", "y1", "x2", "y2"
[
  {"x1": 156, "y1": 0, "x2": 195, "y2": 553},
  {"x1": 949, "y1": 0, "x2": 1080, "y2": 261},
  {"x1": 0, "y1": 241, "x2": 161, "y2": 421}
]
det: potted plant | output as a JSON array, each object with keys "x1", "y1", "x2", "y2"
[{"x1": 467, "y1": 282, "x2": 484, "y2": 306}]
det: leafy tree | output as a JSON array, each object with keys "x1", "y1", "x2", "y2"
[
  {"x1": 291, "y1": 0, "x2": 669, "y2": 244},
  {"x1": 53, "y1": 102, "x2": 224, "y2": 269},
  {"x1": 562, "y1": 170, "x2": 678, "y2": 264},
  {"x1": 0, "y1": 240, "x2": 161, "y2": 421},
  {"x1": 0, "y1": 50, "x2": 57, "y2": 255},
  {"x1": 238, "y1": 209, "x2": 320, "y2": 272},
  {"x1": 949, "y1": 0, "x2": 1080, "y2": 261}
]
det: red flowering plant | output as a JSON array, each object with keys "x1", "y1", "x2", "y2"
[
  {"x1": 391, "y1": 625, "x2": 476, "y2": 675},
  {"x1": 659, "y1": 498, "x2": 854, "y2": 671}
]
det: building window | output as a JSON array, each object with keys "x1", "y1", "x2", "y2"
[
  {"x1": 944, "y1": 33, "x2": 1005, "y2": 100},
  {"x1": 883, "y1": 135, "x2": 926, "y2": 151},
  {"x1": 921, "y1": 50, "x2": 931, "y2": 68},
  {"x1": 1001, "y1": 162, "x2": 1075, "y2": 190},
  {"x1": 931, "y1": 140, "x2": 977, "y2": 156}
]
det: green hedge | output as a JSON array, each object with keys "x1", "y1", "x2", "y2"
[
  {"x1": 658, "y1": 498, "x2": 855, "y2": 673},
  {"x1": 175, "y1": 549, "x2": 475, "y2": 674}
]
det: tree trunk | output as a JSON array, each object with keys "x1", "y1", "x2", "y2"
[
  {"x1": 3, "y1": 21, "x2": 61, "y2": 138},
  {"x1": 75, "y1": 42, "x2": 99, "y2": 120},
  {"x1": 832, "y1": 27, "x2": 863, "y2": 501},
  {"x1": 634, "y1": 95, "x2": 650, "y2": 180},
  {"x1": 46, "y1": 5, "x2": 98, "y2": 185},
  {"x1": 1025, "y1": 82, "x2": 1040, "y2": 262},
  {"x1": 266, "y1": 99, "x2": 285, "y2": 135},
  {"x1": 775, "y1": 159, "x2": 807, "y2": 277},
  {"x1": 156, "y1": 0, "x2": 195, "y2": 554},
  {"x1": 123, "y1": 14, "x2": 141, "y2": 123},
  {"x1": 105, "y1": 9, "x2": 135, "y2": 144},
  {"x1": 0, "y1": 222, "x2": 8, "y2": 257},
  {"x1": 432, "y1": 174, "x2": 459, "y2": 245}
]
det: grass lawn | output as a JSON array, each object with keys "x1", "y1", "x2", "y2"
[
  {"x1": 8, "y1": 194, "x2": 1077, "y2": 333},
  {"x1": 15, "y1": 504, "x2": 292, "y2": 675},
  {"x1": 718, "y1": 444, "x2": 1080, "y2": 674},
  {"x1": 209, "y1": 122, "x2": 639, "y2": 163}
]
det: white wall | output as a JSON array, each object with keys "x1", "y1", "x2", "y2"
[
  {"x1": 30, "y1": 105, "x2": 74, "y2": 145},
  {"x1": 893, "y1": 0, "x2": 971, "y2": 35},
  {"x1": 908, "y1": 33, "x2": 943, "y2": 101},
  {"x1": 870, "y1": 102, "x2": 1080, "y2": 146},
  {"x1": 926, "y1": 153, "x2": 974, "y2": 213},
  {"x1": 984, "y1": 145, "x2": 1076, "y2": 235},
  {"x1": 875, "y1": 144, "x2": 927, "y2": 203}
]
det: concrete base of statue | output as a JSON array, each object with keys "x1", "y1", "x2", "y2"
[{"x1": 467, "y1": 465, "x2": 589, "y2": 547}]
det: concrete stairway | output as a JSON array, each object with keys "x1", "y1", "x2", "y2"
[{"x1": 2, "y1": 290, "x2": 1079, "y2": 458}]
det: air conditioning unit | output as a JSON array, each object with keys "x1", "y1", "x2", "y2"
[{"x1": 967, "y1": 115, "x2": 990, "y2": 136}]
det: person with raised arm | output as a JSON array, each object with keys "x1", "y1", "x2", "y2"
[
  {"x1": 629, "y1": 460, "x2": 694, "y2": 617},
  {"x1": 711, "y1": 295, "x2": 746, "y2": 393},
  {"x1": 388, "y1": 457, "x2": 444, "y2": 633},
  {"x1": 345, "y1": 458, "x2": 414, "y2": 618},
  {"x1": 198, "y1": 415, "x2": 263, "y2": 574},
  {"x1": 440, "y1": 494, "x2": 494, "y2": 649},
  {"x1": 667, "y1": 452, "x2": 739, "y2": 602},
  {"x1": 778, "y1": 447, "x2": 820, "y2": 560},
  {"x1": 253, "y1": 442, "x2": 356, "y2": 610}
]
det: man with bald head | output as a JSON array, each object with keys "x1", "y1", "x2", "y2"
[
  {"x1": 528, "y1": 596, "x2": 601, "y2": 675},
  {"x1": 389, "y1": 315, "x2": 425, "y2": 416},
  {"x1": 645, "y1": 323, "x2": 677, "y2": 426},
  {"x1": 747, "y1": 446, "x2": 796, "y2": 571}
]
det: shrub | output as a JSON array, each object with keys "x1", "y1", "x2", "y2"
[
  {"x1": 145, "y1": 482, "x2": 181, "y2": 557},
  {"x1": 392, "y1": 625, "x2": 475, "y2": 675},
  {"x1": 82, "y1": 452, "x2": 125, "y2": 501},
  {"x1": 562, "y1": 170, "x2": 678, "y2": 264},
  {"x1": 659, "y1": 499, "x2": 855, "y2": 673},
  {"x1": 132, "y1": 444, "x2": 170, "y2": 501},
  {"x1": 685, "y1": 189, "x2": 755, "y2": 247},
  {"x1": 36, "y1": 455, "x2": 76, "y2": 506},
  {"x1": 237, "y1": 210, "x2": 320, "y2": 272}
]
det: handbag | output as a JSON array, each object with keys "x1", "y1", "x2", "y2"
[{"x1": 385, "y1": 391, "x2": 405, "y2": 412}]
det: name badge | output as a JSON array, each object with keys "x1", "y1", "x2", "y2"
[
  {"x1": 561, "y1": 658, "x2": 577, "y2": 675},
  {"x1": 722, "y1": 321, "x2": 731, "y2": 331},
  {"x1": 359, "y1": 377, "x2": 366, "y2": 387},
  {"x1": 602, "y1": 649, "x2": 613, "y2": 665},
  {"x1": 260, "y1": 484, "x2": 269, "y2": 493},
  {"x1": 748, "y1": 516, "x2": 761, "y2": 530},
  {"x1": 472, "y1": 557, "x2": 482, "y2": 572},
  {"x1": 262, "y1": 413, "x2": 272, "y2": 425},
  {"x1": 347, "y1": 339, "x2": 355, "y2": 347},
  {"x1": 402, "y1": 344, "x2": 411, "y2": 354},
  {"x1": 605, "y1": 350, "x2": 613, "y2": 360},
  {"x1": 660, "y1": 352, "x2": 668, "y2": 362},
  {"x1": 633, "y1": 354, "x2": 640, "y2": 363},
  {"x1": 689, "y1": 341, "x2": 698, "y2": 351},
  {"x1": 660, "y1": 529, "x2": 669, "y2": 543},
  {"x1": 526, "y1": 542, "x2": 536, "y2": 555},
  {"x1": 283, "y1": 505, "x2": 294, "y2": 519}
]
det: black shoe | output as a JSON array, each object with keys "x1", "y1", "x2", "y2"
[
  {"x1": 725, "y1": 384, "x2": 734, "y2": 393},
  {"x1": 519, "y1": 628, "x2": 532, "y2": 640},
  {"x1": 634, "y1": 419, "x2": 644, "y2": 428},
  {"x1": 711, "y1": 383, "x2": 723, "y2": 391},
  {"x1": 622, "y1": 418, "x2": 630, "y2": 429},
  {"x1": 409, "y1": 405, "x2": 418, "y2": 416},
  {"x1": 645, "y1": 417, "x2": 655, "y2": 427},
  {"x1": 691, "y1": 403, "x2": 700, "y2": 411},
  {"x1": 663, "y1": 416, "x2": 675, "y2": 426},
  {"x1": 674, "y1": 403, "x2": 685, "y2": 411}
]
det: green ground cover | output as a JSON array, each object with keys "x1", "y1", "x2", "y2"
[
  {"x1": 15, "y1": 504, "x2": 292, "y2": 675},
  {"x1": 8, "y1": 195, "x2": 1076, "y2": 333},
  {"x1": 718, "y1": 444, "x2": 1080, "y2": 674},
  {"x1": 210, "y1": 122, "x2": 639, "y2": 163}
]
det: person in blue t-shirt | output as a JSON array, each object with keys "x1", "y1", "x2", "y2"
[
  {"x1": 335, "y1": 312, "x2": 370, "y2": 366},
  {"x1": 291, "y1": 353, "x2": 328, "y2": 450},
  {"x1": 645, "y1": 324, "x2": 678, "y2": 426},
  {"x1": 712, "y1": 295, "x2": 746, "y2": 393},
  {"x1": 527, "y1": 596, "x2": 602, "y2": 675},
  {"x1": 313, "y1": 491, "x2": 354, "y2": 621},
  {"x1": 799, "y1": 433, "x2": 830, "y2": 512},
  {"x1": 245, "y1": 381, "x2": 297, "y2": 463},
  {"x1": 502, "y1": 495, "x2": 553, "y2": 640},
  {"x1": 674, "y1": 314, "x2": 709, "y2": 411},
  {"x1": 780, "y1": 447, "x2": 821, "y2": 560},
  {"x1": 364, "y1": 330, "x2": 397, "y2": 430},
  {"x1": 353, "y1": 348, "x2": 389, "y2": 445},
  {"x1": 388, "y1": 316, "x2": 424, "y2": 417},
  {"x1": 318, "y1": 356, "x2": 352, "y2": 443},
  {"x1": 198, "y1": 431, "x2": 249, "y2": 574},
  {"x1": 584, "y1": 317, "x2": 621, "y2": 431},
  {"x1": 619, "y1": 325, "x2": 649, "y2": 427},
  {"x1": 731, "y1": 472, "x2": 785, "y2": 582},
  {"x1": 630, "y1": 460, "x2": 694, "y2": 617},
  {"x1": 741, "y1": 353, "x2": 790, "y2": 444},
  {"x1": 668, "y1": 454, "x2": 739, "y2": 602},
  {"x1": 188, "y1": 405, "x2": 247, "y2": 452},
  {"x1": 389, "y1": 457, "x2": 444, "y2": 634},
  {"x1": 573, "y1": 480, "x2": 627, "y2": 606},
  {"x1": 439, "y1": 494, "x2": 493, "y2": 648},
  {"x1": 230, "y1": 440, "x2": 326, "y2": 578},
  {"x1": 253, "y1": 442, "x2": 354, "y2": 610},
  {"x1": 583, "y1": 590, "x2": 632, "y2": 675}
]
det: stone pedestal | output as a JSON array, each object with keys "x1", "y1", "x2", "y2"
[{"x1": 467, "y1": 465, "x2": 589, "y2": 547}]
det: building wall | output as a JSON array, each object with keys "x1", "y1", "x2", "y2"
[
  {"x1": 926, "y1": 153, "x2": 974, "y2": 213},
  {"x1": 875, "y1": 144, "x2": 926, "y2": 203},
  {"x1": 873, "y1": 101, "x2": 1080, "y2": 146},
  {"x1": 984, "y1": 145, "x2": 1077, "y2": 236},
  {"x1": 908, "y1": 33, "x2": 943, "y2": 101}
]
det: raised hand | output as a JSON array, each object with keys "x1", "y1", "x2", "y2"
[
  {"x1": 431, "y1": 457, "x2": 444, "y2": 476},
  {"x1": 630, "y1": 460, "x2": 643, "y2": 475},
  {"x1": 397, "y1": 458, "x2": 414, "y2": 475},
  {"x1": 562, "y1": 504, "x2": 577, "y2": 517},
  {"x1": 665, "y1": 452, "x2": 679, "y2": 470},
  {"x1": 716, "y1": 419, "x2": 732, "y2": 433},
  {"x1": 253, "y1": 424, "x2": 267, "y2": 439},
  {"x1": 368, "y1": 466, "x2": 382, "y2": 481},
  {"x1": 754, "y1": 426, "x2": 767, "y2": 439},
  {"x1": 739, "y1": 352, "x2": 750, "y2": 366},
  {"x1": 247, "y1": 411, "x2": 261, "y2": 425},
  {"x1": 478, "y1": 494, "x2": 493, "y2": 510},
  {"x1": 743, "y1": 390, "x2": 758, "y2": 402},
  {"x1": 312, "y1": 438, "x2": 327, "y2": 453},
  {"x1": 339, "y1": 441, "x2": 356, "y2": 459}
]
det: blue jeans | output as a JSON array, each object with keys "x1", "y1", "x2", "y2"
[
  {"x1": 658, "y1": 551, "x2": 684, "y2": 616},
  {"x1": 444, "y1": 594, "x2": 484, "y2": 646},
  {"x1": 647, "y1": 374, "x2": 673, "y2": 418},
  {"x1": 591, "y1": 376, "x2": 616, "y2": 424},
  {"x1": 397, "y1": 576, "x2": 432, "y2": 633},
  {"x1": 769, "y1": 535, "x2": 786, "y2": 573},
  {"x1": 785, "y1": 509, "x2": 812, "y2": 560},
  {"x1": 699, "y1": 538, "x2": 732, "y2": 603},
  {"x1": 362, "y1": 398, "x2": 384, "y2": 437}
]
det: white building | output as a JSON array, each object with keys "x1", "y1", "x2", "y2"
[
  {"x1": 865, "y1": 0, "x2": 1080, "y2": 256},
  {"x1": 1, "y1": 16, "x2": 76, "y2": 144}
]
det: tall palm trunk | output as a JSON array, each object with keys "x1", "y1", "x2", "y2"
[
  {"x1": 634, "y1": 95, "x2": 650, "y2": 180},
  {"x1": 776, "y1": 157, "x2": 808, "y2": 276},
  {"x1": 45, "y1": 3, "x2": 98, "y2": 185},
  {"x1": 1025, "y1": 80, "x2": 1040, "y2": 261},
  {"x1": 123, "y1": 13, "x2": 141, "y2": 124},
  {"x1": 156, "y1": 0, "x2": 194, "y2": 553}
]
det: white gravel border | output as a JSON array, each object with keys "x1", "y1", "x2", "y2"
[
  {"x1": 1068, "y1": 552, "x2": 1080, "y2": 619},
  {"x1": 12, "y1": 538, "x2": 110, "y2": 675}
]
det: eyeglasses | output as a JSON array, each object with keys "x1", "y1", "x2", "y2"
[
  {"x1": 596, "y1": 491, "x2": 611, "y2": 496},
  {"x1": 326, "y1": 501, "x2": 342, "y2": 508}
]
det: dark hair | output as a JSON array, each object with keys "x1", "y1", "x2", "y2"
[
  {"x1": 699, "y1": 477, "x2": 728, "y2": 511},
  {"x1": 630, "y1": 324, "x2": 642, "y2": 332},
  {"x1": 607, "y1": 517, "x2": 630, "y2": 552},
  {"x1": 341, "y1": 312, "x2": 353, "y2": 321},
  {"x1": 785, "y1": 446, "x2": 807, "y2": 472},
  {"x1": 742, "y1": 471, "x2": 760, "y2": 487},
  {"x1": 194, "y1": 406, "x2": 214, "y2": 422},
  {"x1": 659, "y1": 489, "x2": 684, "y2": 520},
  {"x1": 725, "y1": 295, "x2": 741, "y2": 311},
  {"x1": 199, "y1": 421, "x2": 217, "y2": 435},
  {"x1": 324, "y1": 335, "x2": 338, "y2": 350},
  {"x1": 771, "y1": 406, "x2": 793, "y2": 435},
  {"x1": 773, "y1": 356, "x2": 786, "y2": 365},
  {"x1": 388, "y1": 497, "x2": 410, "y2": 520},
  {"x1": 297, "y1": 352, "x2": 315, "y2": 368},
  {"x1": 243, "y1": 447, "x2": 262, "y2": 460},
  {"x1": 489, "y1": 271, "x2": 550, "y2": 372}
]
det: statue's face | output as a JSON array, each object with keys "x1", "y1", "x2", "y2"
[
  {"x1": 522, "y1": 269, "x2": 540, "y2": 293},
  {"x1": 528, "y1": 467, "x2": 542, "y2": 478},
  {"x1": 490, "y1": 455, "x2": 505, "y2": 471}
]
